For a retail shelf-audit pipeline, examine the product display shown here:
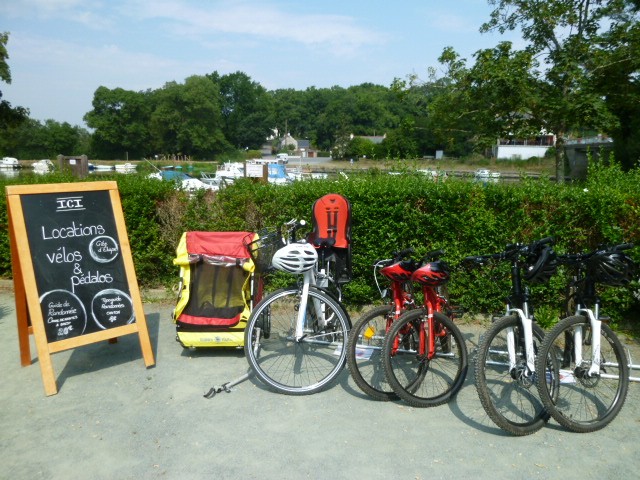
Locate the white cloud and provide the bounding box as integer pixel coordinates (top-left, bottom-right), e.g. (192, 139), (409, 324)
(4, 32), (204, 125)
(126, 0), (385, 56)
(1, 0), (114, 29)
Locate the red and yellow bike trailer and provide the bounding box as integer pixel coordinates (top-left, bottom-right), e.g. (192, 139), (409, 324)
(172, 231), (261, 348)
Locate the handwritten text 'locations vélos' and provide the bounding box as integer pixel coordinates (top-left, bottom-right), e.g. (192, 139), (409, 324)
(41, 221), (113, 293)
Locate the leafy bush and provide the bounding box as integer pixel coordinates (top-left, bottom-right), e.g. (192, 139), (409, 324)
(2, 163), (639, 326)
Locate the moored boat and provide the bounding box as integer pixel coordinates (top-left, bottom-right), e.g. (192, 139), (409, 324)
(474, 168), (500, 183)
(148, 170), (219, 192)
(115, 162), (137, 173)
(1, 157), (20, 169)
(32, 159), (54, 173)
(215, 162), (245, 181)
(92, 164), (114, 171)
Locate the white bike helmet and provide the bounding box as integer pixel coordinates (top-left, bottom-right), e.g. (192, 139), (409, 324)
(272, 242), (318, 273)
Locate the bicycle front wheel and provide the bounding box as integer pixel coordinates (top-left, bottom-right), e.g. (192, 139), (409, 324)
(536, 315), (629, 433)
(244, 286), (350, 395)
(474, 315), (551, 436)
(382, 309), (468, 407)
(346, 305), (399, 401)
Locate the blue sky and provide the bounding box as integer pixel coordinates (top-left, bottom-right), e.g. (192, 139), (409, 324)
(1, 0), (521, 128)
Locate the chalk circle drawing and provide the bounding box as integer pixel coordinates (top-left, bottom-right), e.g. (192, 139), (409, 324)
(39, 289), (87, 341)
(88, 235), (120, 263)
(91, 288), (135, 329)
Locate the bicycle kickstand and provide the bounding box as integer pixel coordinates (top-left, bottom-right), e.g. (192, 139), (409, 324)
(203, 370), (254, 399)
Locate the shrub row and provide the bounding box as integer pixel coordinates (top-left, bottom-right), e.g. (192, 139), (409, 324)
(1, 162), (639, 327)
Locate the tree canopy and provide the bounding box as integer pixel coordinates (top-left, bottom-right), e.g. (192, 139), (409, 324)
(2, 2), (639, 168)
(0, 32), (28, 133)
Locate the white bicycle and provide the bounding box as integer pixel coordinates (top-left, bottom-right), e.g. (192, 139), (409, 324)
(535, 243), (635, 433)
(243, 219), (351, 395)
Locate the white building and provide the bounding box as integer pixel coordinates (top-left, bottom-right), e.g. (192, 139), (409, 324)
(493, 134), (555, 160)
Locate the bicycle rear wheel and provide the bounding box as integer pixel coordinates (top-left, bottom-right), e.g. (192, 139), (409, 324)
(536, 315), (629, 433)
(474, 315), (552, 436)
(244, 286), (350, 395)
(382, 309), (468, 407)
(346, 305), (399, 401)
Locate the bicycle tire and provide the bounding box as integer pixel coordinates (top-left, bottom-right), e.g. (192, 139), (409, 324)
(382, 309), (468, 407)
(535, 315), (629, 433)
(474, 315), (552, 436)
(346, 305), (399, 401)
(244, 286), (350, 395)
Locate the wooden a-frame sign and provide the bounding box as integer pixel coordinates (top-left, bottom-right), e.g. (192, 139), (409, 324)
(6, 181), (155, 395)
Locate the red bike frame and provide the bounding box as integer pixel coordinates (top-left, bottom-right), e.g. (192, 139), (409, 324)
(391, 262), (451, 359)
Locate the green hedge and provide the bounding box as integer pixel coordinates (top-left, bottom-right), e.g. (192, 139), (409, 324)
(2, 163), (639, 326)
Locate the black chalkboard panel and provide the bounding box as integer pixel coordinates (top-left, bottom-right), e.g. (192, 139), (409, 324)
(20, 189), (135, 342)
(7, 181), (155, 395)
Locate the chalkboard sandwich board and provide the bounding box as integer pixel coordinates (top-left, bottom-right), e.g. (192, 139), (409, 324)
(6, 181), (155, 395)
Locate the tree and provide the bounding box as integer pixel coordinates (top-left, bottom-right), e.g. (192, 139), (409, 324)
(392, 49), (484, 157)
(1, 118), (91, 159)
(208, 71), (274, 149)
(344, 136), (376, 160)
(481, 0), (624, 181)
(379, 119), (419, 159)
(149, 76), (230, 158)
(589, 0), (640, 169)
(0, 32), (28, 139)
(84, 86), (153, 159)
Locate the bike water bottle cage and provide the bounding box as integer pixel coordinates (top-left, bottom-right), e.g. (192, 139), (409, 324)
(272, 242), (318, 273)
(412, 260), (450, 286)
(591, 251), (635, 286)
(380, 260), (417, 282)
(524, 245), (558, 284)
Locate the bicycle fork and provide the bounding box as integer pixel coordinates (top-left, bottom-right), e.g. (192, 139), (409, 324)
(506, 306), (536, 381)
(573, 305), (603, 378)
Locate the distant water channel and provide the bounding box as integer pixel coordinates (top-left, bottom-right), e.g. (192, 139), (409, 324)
(0, 163), (537, 184)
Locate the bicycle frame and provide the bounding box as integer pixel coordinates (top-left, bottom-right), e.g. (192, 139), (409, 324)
(473, 239), (554, 381)
(294, 266), (329, 342)
(280, 220), (346, 344)
(389, 269), (451, 360)
(369, 256), (417, 339)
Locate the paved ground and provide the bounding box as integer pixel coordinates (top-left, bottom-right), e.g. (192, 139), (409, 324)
(1, 283), (640, 480)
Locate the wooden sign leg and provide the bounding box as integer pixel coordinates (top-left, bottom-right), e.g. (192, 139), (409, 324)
(14, 280), (32, 366)
(31, 317), (58, 395)
(9, 205), (32, 366)
(133, 303), (155, 367)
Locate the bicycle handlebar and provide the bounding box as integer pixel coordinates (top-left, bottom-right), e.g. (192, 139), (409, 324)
(463, 237), (556, 267)
(374, 247), (446, 268)
(374, 248), (416, 267)
(558, 242), (635, 266)
(612, 242), (634, 252)
(422, 249), (445, 262)
(282, 218), (308, 242)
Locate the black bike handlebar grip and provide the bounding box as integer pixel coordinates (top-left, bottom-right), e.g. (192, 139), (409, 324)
(423, 249), (445, 261)
(393, 248), (415, 260)
(536, 236), (555, 246)
(462, 255), (486, 264)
